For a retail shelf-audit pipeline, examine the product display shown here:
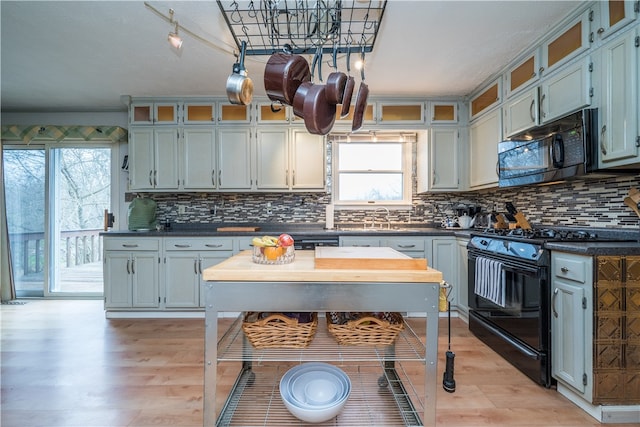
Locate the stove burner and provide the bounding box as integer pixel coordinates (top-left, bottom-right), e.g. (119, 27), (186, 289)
(477, 227), (599, 241)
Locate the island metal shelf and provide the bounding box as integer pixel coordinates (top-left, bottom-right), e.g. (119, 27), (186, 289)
(203, 250), (441, 427)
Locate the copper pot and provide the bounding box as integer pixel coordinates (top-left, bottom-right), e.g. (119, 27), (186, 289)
(264, 52), (311, 106)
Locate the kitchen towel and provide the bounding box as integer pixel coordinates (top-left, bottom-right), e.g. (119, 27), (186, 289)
(474, 256), (506, 307)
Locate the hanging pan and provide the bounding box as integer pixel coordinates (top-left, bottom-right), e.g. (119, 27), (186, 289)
(340, 48), (355, 118)
(352, 47), (369, 131)
(264, 45), (311, 106)
(226, 41), (254, 105)
(325, 44), (347, 105)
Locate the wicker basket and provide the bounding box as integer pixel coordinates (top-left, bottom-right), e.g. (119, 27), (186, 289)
(326, 312), (404, 346)
(242, 312), (318, 349)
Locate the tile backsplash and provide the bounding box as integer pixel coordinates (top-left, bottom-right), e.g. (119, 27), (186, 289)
(145, 174), (640, 229)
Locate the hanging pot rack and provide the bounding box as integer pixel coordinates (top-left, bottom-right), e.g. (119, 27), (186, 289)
(216, 1), (387, 56)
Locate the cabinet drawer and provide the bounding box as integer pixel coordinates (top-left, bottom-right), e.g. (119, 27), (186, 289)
(552, 253), (588, 283)
(165, 238), (234, 251)
(104, 237), (159, 251)
(383, 238), (426, 252)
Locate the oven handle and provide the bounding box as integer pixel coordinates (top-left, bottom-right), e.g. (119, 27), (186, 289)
(552, 288), (558, 318)
(474, 315), (539, 359)
(469, 253), (541, 275)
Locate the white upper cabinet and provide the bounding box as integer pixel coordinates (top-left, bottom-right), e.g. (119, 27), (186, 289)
(470, 79), (501, 121)
(540, 9), (592, 77)
(217, 128), (253, 190)
(469, 108), (501, 189)
(429, 102), (458, 124)
(183, 102), (216, 124)
(597, 29), (639, 167)
(505, 50), (541, 98)
(596, 0), (638, 40)
(429, 127), (460, 191)
(256, 102), (293, 124)
(217, 103), (252, 124)
(256, 129), (325, 191)
(182, 127), (217, 190)
(290, 130), (325, 190)
(130, 102), (180, 125)
(539, 56), (592, 124)
(129, 127), (180, 190)
(504, 87), (539, 138)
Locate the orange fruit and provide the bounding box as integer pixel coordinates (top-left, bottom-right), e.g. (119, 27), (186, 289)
(263, 246), (283, 260)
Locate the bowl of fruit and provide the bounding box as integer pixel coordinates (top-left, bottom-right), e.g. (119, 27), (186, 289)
(251, 234), (295, 264)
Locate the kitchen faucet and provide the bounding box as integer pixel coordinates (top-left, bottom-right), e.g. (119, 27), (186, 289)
(371, 207), (391, 229)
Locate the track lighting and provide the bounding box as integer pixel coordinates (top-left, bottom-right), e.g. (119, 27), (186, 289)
(167, 9), (183, 50)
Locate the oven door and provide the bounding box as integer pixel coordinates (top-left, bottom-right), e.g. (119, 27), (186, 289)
(468, 252), (548, 351)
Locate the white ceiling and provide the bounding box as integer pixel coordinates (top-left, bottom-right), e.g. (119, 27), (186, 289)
(0, 1), (582, 113)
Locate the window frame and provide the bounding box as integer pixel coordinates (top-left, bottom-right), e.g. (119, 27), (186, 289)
(332, 137), (413, 208)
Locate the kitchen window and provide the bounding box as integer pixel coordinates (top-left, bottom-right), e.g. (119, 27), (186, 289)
(333, 135), (412, 206)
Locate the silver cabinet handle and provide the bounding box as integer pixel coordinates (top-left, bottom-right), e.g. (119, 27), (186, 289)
(193, 259), (198, 275)
(211, 169), (216, 187)
(540, 93), (546, 118)
(122, 244), (139, 248)
(149, 170), (153, 186)
(154, 170), (158, 187)
(398, 244), (416, 248)
(561, 266), (569, 273)
(529, 99), (536, 122)
(131, 259), (136, 274)
(174, 244), (192, 248)
(126, 259), (131, 274)
(552, 288), (559, 318)
(600, 125), (607, 155)
(205, 244), (223, 248)
(218, 169), (222, 187)
(198, 258), (203, 274)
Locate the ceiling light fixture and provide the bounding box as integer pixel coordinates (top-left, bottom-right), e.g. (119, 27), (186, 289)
(145, 2), (235, 56)
(167, 22), (182, 50)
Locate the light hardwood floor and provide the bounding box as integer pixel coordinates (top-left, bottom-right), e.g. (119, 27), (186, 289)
(0, 300), (628, 427)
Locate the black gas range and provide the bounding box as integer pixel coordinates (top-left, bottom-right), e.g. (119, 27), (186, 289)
(467, 226), (636, 388)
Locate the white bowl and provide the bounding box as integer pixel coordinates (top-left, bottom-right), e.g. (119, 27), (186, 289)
(280, 363), (351, 423)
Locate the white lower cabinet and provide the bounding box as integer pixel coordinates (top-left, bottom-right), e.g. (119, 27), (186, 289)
(456, 237), (469, 315)
(339, 236), (381, 247)
(551, 251), (593, 401)
(104, 238), (160, 309)
(164, 238), (234, 308)
(431, 237), (458, 307)
(382, 237), (427, 259)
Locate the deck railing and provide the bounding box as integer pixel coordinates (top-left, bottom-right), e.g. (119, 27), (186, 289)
(9, 228), (102, 276)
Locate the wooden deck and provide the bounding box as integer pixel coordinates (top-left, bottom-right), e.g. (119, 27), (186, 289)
(16, 261), (103, 294)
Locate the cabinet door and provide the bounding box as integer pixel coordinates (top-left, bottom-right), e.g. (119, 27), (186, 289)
(506, 52), (540, 97)
(256, 129), (289, 189)
(456, 238), (469, 314)
(430, 127), (459, 190)
(599, 30), (639, 167)
(153, 128), (180, 189)
(540, 57), (592, 123)
(291, 130), (325, 189)
(597, 0), (637, 40)
(432, 238), (458, 306)
(131, 252), (159, 308)
(218, 128), (253, 190)
(183, 127), (216, 190)
(551, 279), (586, 393)
(104, 252), (132, 308)
(469, 109), (501, 189)
(542, 9), (591, 75)
(504, 88), (539, 137)
(164, 252), (200, 308)
(184, 102), (216, 124)
(378, 102), (425, 124)
(198, 253), (230, 307)
(128, 128), (155, 190)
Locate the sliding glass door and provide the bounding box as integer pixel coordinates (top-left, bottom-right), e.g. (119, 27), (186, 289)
(3, 147), (46, 297)
(3, 144), (111, 297)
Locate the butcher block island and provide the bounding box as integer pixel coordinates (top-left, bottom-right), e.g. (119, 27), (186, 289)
(202, 248), (442, 427)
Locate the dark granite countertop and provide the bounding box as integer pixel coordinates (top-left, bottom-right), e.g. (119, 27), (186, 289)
(100, 222), (470, 238)
(544, 241), (640, 256)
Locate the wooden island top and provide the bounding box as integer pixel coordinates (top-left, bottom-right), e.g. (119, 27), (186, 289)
(202, 248), (443, 283)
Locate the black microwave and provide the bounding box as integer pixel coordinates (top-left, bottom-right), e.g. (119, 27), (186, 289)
(497, 109), (635, 188)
